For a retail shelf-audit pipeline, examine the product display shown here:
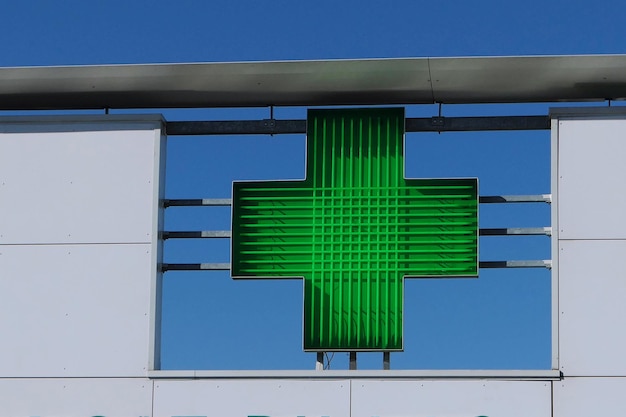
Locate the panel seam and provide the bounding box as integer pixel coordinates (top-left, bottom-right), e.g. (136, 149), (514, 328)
(426, 57), (435, 104)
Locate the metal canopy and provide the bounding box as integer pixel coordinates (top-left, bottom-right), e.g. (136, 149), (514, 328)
(1, 55), (626, 110)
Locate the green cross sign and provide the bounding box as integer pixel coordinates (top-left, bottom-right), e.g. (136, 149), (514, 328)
(232, 108), (478, 351)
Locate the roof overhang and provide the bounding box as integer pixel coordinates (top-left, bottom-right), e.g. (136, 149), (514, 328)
(1, 55), (626, 110)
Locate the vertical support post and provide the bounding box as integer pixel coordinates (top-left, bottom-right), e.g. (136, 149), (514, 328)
(316, 352), (324, 370)
(550, 116), (560, 371)
(383, 351), (390, 370)
(349, 352), (357, 370)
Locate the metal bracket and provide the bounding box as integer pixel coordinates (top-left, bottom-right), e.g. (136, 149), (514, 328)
(316, 352), (324, 371)
(431, 116), (445, 128)
(432, 102), (445, 133)
(262, 118), (276, 134)
(349, 352), (357, 370)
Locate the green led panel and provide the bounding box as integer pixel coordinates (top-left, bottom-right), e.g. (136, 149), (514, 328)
(232, 108), (478, 351)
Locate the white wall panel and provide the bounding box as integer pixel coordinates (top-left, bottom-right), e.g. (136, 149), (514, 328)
(557, 118), (626, 240)
(0, 122), (161, 244)
(554, 377), (626, 417)
(0, 378), (152, 417)
(153, 379), (350, 417)
(351, 380), (551, 417)
(558, 240), (626, 376)
(0, 244), (153, 377)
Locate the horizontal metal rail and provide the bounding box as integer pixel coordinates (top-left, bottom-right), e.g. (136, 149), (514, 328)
(166, 116), (550, 136)
(164, 198), (232, 207)
(480, 260), (552, 269)
(479, 194), (551, 204)
(163, 231), (232, 239)
(479, 227), (551, 236)
(163, 227), (551, 239)
(163, 263), (231, 271)
(164, 194), (551, 208)
(161, 260), (551, 272)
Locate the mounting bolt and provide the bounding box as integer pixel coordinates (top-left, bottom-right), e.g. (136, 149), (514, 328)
(431, 116), (445, 127)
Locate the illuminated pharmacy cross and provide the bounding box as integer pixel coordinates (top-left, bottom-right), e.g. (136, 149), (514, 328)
(232, 108), (478, 351)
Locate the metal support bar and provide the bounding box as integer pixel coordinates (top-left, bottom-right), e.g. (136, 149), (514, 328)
(479, 194), (551, 204)
(166, 116), (550, 136)
(383, 352), (390, 370)
(405, 116), (550, 132)
(349, 352), (357, 370)
(162, 261), (551, 272)
(164, 195), (549, 208)
(479, 260), (552, 269)
(162, 263), (230, 271)
(163, 227), (550, 239)
(316, 352), (324, 371)
(163, 231), (232, 239)
(479, 227), (551, 236)
(167, 119), (305, 136)
(163, 198), (232, 207)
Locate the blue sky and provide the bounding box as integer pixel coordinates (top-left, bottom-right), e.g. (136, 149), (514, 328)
(2, 0), (625, 370)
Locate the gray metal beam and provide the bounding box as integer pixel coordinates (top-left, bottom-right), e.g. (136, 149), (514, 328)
(166, 116), (549, 135)
(405, 116), (549, 132)
(479, 227), (551, 236)
(164, 195), (550, 208)
(161, 261), (552, 272)
(479, 260), (552, 269)
(162, 263), (231, 271)
(479, 194), (551, 204)
(163, 231), (232, 239)
(1, 55), (626, 110)
(163, 227), (550, 239)
(166, 119), (306, 135)
(163, 198), (232, 207)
